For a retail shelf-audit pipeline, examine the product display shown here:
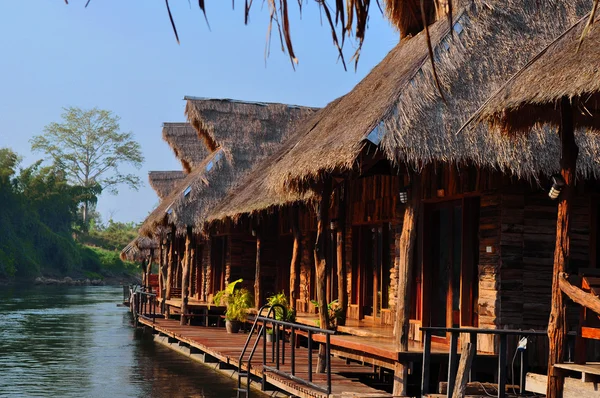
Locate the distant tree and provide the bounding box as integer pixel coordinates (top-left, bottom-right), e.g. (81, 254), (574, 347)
(0, 148), (20, 187)
(31, 107), (144, 228)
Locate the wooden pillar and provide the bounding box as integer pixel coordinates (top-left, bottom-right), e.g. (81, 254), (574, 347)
(190, 244), (196, 299)
(314, 178), (332, 373)
(146, 248), (154, 291)
(547, 98), (578, 398)
(254, 231), (262, 309)
(158, 240), (165, 299)
(181, 227), (192, 326)
(141, 259), (147, 287)
(166, 226), (176, 300)
(337, 181), (348, 326)
(290, 205), (301, 312)
(393, 172), (422, 397)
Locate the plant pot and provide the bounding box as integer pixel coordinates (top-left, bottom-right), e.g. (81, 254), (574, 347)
(266, 333), (274, 342)
(226, 320), (241, 334)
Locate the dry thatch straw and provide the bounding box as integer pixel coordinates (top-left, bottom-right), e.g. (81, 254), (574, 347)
(162, 122), (210, 174)
(262, 0), (597, 195)
(148, 170), (186, 201)
(469, 13), (600, 135)
(139, 98), (316, 237)
(120, 236), (158, 262)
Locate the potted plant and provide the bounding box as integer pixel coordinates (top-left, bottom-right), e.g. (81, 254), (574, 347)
(213, 279), (253, 334)
(266, 291), (296, 322)
(266, 328), (275, 342)
(310, 299), (343, 330)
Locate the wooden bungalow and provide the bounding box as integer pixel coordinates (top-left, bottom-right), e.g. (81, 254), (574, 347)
(122, 122), (205, 290)
(184, 0), (598, 394)
(468, 13), (600, 397)
(138, 98), (316, 323)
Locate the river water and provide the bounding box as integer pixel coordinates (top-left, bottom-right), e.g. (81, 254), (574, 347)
(0, 285), (255, 398)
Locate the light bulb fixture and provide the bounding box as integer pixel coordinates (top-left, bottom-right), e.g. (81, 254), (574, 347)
(549, 174), (566, 200)
(399, 188), (408, 204)
(329, 219), (338, 231)
(251, 229), (257, 237)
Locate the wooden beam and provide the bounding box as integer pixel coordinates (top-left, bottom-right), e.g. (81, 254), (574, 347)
(314, 178), (332, 373)
(559, 272), (600, 315)
(180, 228), (192, 325)
(393, 173), (421, 397)
(547, 97), (578, 398)
(254, 231), (262, 309)
(337, 181), (348, 326)
(452, 342), (475, 398)
(290, 205), (301, 312)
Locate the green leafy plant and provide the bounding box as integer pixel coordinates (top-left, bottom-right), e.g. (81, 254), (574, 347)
(310, 299), (343, 329)
(266, 291), (295, 322)
(213, 279), (253, 322)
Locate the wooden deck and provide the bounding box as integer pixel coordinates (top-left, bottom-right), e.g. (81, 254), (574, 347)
(138, 316), (393, 398)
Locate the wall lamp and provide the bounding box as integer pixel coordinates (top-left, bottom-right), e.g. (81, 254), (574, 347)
(549, 174), (566, 200)
(399, 188), (408, 204)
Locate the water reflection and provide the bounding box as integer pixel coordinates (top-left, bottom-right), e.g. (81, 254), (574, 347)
(0, 285), (261, 397)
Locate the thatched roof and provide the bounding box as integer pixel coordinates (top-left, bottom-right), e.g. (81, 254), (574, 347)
(139, 98), (317, 236)
(148, 170), (186, 200)
(472, 13), (600, 134)
(120, 236), (158, 262)
(162, 122), (210, 173)
(205, 111), (323, 223)
(262, 0), (595, 192)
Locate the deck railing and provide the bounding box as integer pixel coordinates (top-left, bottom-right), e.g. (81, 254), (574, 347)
(239, 305), (335, 397)
(420, 327), (548, 398)
(132, 290), (158, 325)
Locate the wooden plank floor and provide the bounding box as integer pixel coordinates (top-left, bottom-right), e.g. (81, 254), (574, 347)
(138, 316), (392, 398)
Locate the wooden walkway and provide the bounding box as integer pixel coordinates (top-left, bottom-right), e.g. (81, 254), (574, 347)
(138, 316), (393, 398)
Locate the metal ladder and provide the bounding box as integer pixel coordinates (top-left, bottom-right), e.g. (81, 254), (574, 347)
(236, 304), (287, 398)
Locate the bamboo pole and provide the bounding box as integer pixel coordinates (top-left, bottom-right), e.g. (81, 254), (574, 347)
(254, 230), (262, 309)
(547, 98), (577, 398)
(393, 173), (421, 397)
(314, 178), (332, 373)
(289, 205), (301, 312)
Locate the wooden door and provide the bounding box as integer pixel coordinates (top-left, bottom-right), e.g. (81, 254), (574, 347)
(425, 198), (479, 341)
(353, 224), (392, 322)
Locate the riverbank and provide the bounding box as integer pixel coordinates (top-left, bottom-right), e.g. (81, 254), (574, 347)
(0, 273), (141, 287)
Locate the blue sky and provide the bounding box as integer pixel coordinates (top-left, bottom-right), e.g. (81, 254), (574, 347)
(0, 1), (398, 224)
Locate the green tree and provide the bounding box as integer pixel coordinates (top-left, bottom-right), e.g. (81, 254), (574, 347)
(0, 148), (20, 187)
(30, 107), (144, 227)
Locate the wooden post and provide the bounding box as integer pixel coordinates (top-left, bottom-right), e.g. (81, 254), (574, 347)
(147, 248), (154, 291)
(393, 173), (422, 397)
(314, 178), (332, 373)
(255, 230), (262, 309)
(190, 245), (196, 299)
(289, 205), (301, 312)
(547, 97), (578, 398)
(181, 227), (192, 326)
(166, 226), (176, 300)
(141, 259), (147, 287)
(337, 181), (348, 326)
(158, 240), (165, 299)
(452, 342), (475, 398)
